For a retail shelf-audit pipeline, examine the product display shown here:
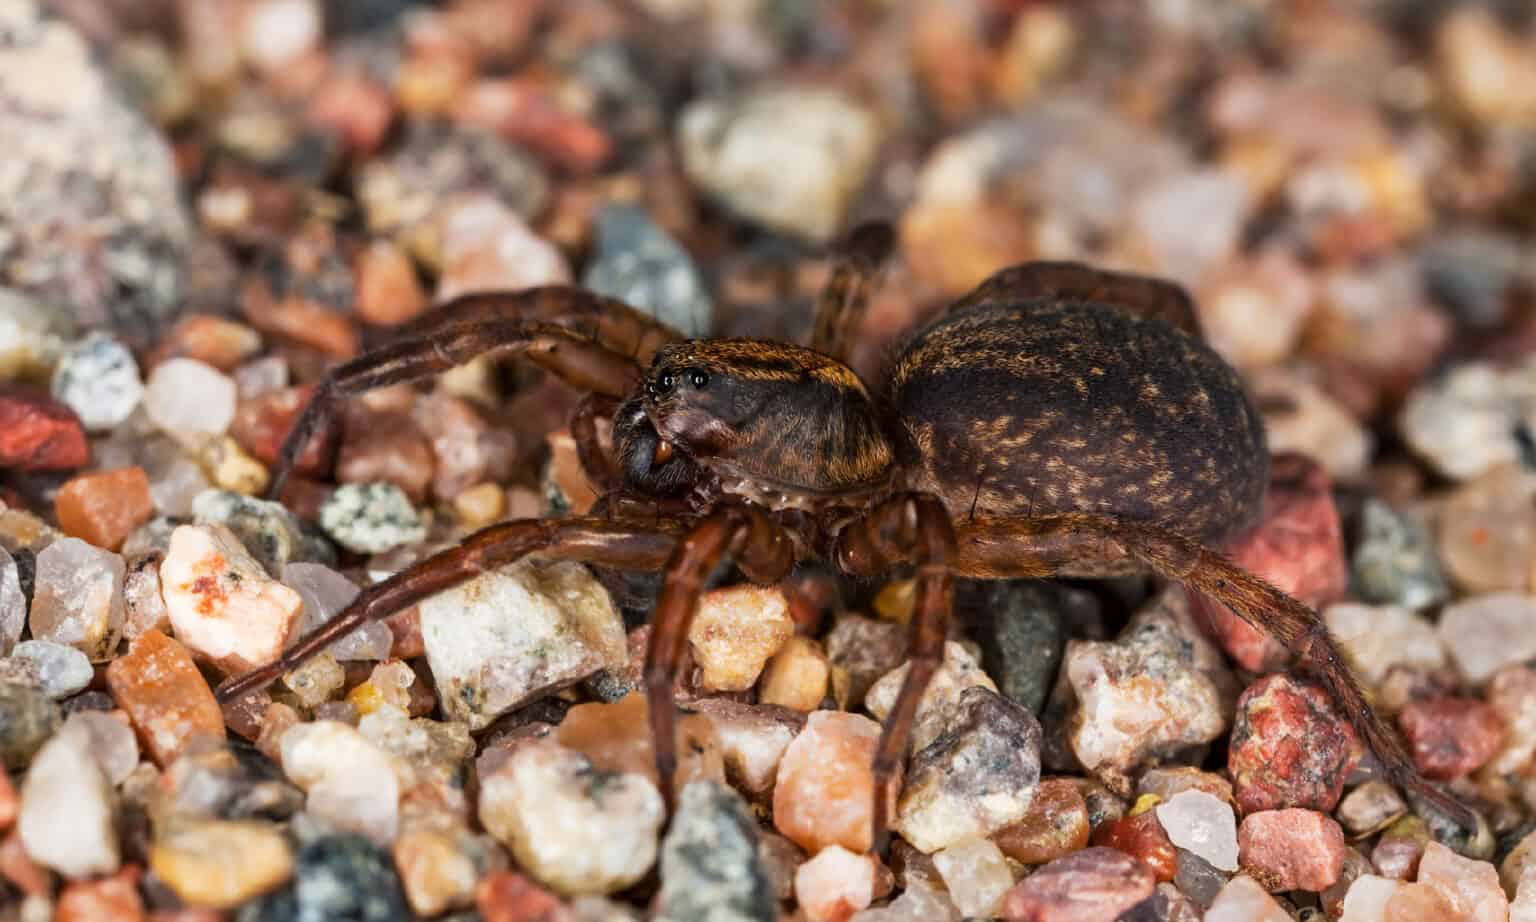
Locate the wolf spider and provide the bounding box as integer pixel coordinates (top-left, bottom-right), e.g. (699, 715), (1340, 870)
(218, 222), (1473, 849)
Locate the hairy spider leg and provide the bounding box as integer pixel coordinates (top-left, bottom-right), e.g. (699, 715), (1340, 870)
(809, 222), (898, 361)
(644, 505), (796, 811)
(215, 514), (684, 703)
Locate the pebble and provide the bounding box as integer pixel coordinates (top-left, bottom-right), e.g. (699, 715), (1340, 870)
(435, 195), (571, 301)
(156, 314), (263, 372)
(1437, 466), (1536, 594)
(1203, 875), (1289, 922)
(1250, 368), (1374, 483)
(0, 289), (71, 381)
(51, 333), (143, 431)
(478, 738), (663, 896)
(1065, 616), (1226, 788)
(656, 780), (776, 922)
(161, 523), (304, 674)
(412, 391), (515, 504)
(894, 686), (1042, 853)
(28, 536), (125, 661)
(1372, 817), (1429, 880)
(1486, 666), (1536, 775)
(689, 697), (804, 798)
(678, 87), (881, 242)
(105, 630), (226, 766)
(239, 834), (410, 922)
(17, 724), (118, 878)
(151, 818), (294, 909)
(1336, 780), (1406, 837)
(757, 635), (829, 711)
(0, 547), (21, 654)
(866, 641), (999, 754)
(956, 580), (1075, 716)
(1237, 808), (1346, 891)
(824, 615), (906, 710)
(281, 719), (405, 844)
(191, 489), (318, 576)
(1156, 790), (1238, 872)
(1197, 248), (1316, 370)
(1325, 602), (1446, 685)
(583, 203), (712, 337)
(850, 879), (959, 922)
(145, 358), (237, 438)
(122, 552), (170, 640)
(1399, 696), (1504, 779)
(54, 467), (155, 552)
(282, 653), (345, 709)
(421, 556), (626, 730)
(391, 825), (502, 918)
(60, 710), (138, 784)
(995, 778), (1091, 865)
(1398, 361), (1536, 481)
(1228, 674), (1357, 813)
(1439, 592), (1536, 685)
(0, 681), (59, 770)
(318, 482), (427, 555)
(1000, 847), (1155, 922)
(1340, 874), (1406, 921)
(932, 838), (1013, 918)
(773, 711), (886, 855)
(0, 389), (88, 473)
(689, 585), (794, 692)
(1131, 168), (1251, 284)
(554, 693), (724, 790)
(795, 845), (878, 922)
(10, 641), (91, 698)
(1349, 499), (1450, 610)
(284, 562), (391, 662)
(337, 411), (435, 506)
(474, 871), (570, 922)
(1092, 807), (1177, 882)
(1414, 841), (1507, 921)
(354, 240), (428, 327)
(54, 867), (144, 922)
(0, 1), (190, 338)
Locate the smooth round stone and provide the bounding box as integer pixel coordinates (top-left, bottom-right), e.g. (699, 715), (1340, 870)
(145, 357), (237, 437)
(10, 641), (92, 698)
(51, 332), (143, 431)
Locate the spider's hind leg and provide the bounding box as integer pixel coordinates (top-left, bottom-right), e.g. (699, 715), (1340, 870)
(952, 261), (1204, 338)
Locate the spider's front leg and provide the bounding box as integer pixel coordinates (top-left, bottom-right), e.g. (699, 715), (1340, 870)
(949, 512), (1480, 837)
(833, 492), (957, 854)
(215, 512), (685, 702)
(267, 286), (682, 499)
(644, 505), (795, 809)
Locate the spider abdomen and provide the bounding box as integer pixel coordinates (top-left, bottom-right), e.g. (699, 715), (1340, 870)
(889, 300), (1268, 548)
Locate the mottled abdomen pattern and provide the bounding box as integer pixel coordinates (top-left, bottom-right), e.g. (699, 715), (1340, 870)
(890, 300), (1268, 547)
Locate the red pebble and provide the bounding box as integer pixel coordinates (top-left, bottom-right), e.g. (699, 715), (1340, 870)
(56, 866), (145, 922)
(1197, 453), (1346, 671)
(452, 78), (612, 175)
(1398, 696), (1505, 781)
(1238, 808), (1346, 892)
(0, 388), (87, 471)
(1091, 810), (1176, 882)
(1002, 847), (1155, 922)
(475, 871), (573, 922)
(1228, 674), (1359, 814)
(229, 386), (330, 475)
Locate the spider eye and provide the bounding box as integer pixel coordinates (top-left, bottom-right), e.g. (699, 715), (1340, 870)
(688, 370), (709, 389)
(651, 373), (675, 397)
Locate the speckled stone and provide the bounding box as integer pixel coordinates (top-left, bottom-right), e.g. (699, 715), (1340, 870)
(0, 680), (59, 769)
(192, 489), (326, 575)
(957, 579), (1074, 716)
(318, 482), (426, 555)
(656, 781), (776, 922)
(50, 333), (143, 431)
(1349, 499), (1449, 610)
(894, 685), (1043, 853)
(583, 203), (712, 337)
(1228, 674), (1357, 814)
(236, 834), (409, 922)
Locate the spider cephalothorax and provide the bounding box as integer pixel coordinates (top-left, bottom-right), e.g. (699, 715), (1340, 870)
(220, 222), (1475, 852)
